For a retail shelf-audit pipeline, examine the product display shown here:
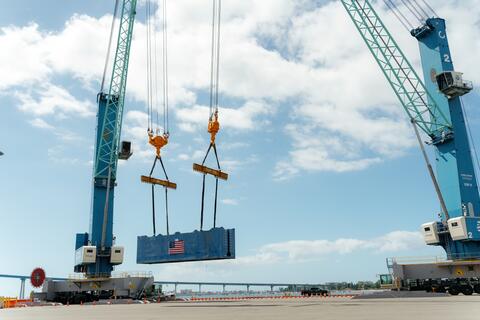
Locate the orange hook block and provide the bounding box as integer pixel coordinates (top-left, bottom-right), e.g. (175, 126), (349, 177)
(208, 111), (220, 144)
(148, 130), (169, 157)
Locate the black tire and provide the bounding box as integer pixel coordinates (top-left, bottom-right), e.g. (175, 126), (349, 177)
(461, 285), (474, 296)
(448, 286), (460, 296)
(473, 284), (480, 294)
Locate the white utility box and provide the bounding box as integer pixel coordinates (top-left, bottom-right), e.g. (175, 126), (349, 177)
(110, 246), (124, 264)
(448, 217), (468, 241)
(421, 222), (440, 245)
(75, 246), (97, 265)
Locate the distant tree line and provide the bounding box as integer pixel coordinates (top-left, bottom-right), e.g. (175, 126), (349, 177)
(282, 281), (381, 292)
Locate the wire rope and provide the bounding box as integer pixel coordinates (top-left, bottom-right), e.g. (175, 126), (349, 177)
(405, 0), (427, 21)
(383, 0), (412, 31)
(214, 0), (222, 112)
(420, 0), (438, 17)
(146, 1), (153, 131)
(410, 0), (430, 19)
(399, 0), (423, 24)
(162, 0), (169, 134)
(101, 0), (120, 93)
(209, 0), (217, 118)
(153, 0), (160, 133)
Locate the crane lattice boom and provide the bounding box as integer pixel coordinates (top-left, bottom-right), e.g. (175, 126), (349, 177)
(341, 0), (451, 141)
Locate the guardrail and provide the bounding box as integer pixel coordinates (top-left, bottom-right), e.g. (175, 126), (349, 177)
(0, 297), (32, 309)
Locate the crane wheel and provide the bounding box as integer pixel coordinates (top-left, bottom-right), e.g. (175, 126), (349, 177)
(460, 285), (474, 296)
(474, 284), (480, 294)
(448, 286), (460, 296)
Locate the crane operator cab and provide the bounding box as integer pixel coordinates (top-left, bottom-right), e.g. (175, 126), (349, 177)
(436, 71), (473, 99)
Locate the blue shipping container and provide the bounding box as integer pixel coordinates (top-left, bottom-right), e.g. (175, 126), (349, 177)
(137, 227), (235, 264)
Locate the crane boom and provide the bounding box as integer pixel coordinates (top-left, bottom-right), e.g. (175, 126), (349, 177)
(95, 0), (136, 180)
(341, 0), (451, 140)
(75, 0), (138, 278)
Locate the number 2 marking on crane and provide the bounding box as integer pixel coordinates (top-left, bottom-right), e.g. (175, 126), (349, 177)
(444, 54), (451, 63)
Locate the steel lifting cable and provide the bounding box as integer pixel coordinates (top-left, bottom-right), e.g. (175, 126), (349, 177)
(162, 0), (169, 134)
(144, 0), (173, 236)
(99, 0), (120, 249)
(101, 0), (120, 93)
(383, 0), (412, 32)
(153, 0), (160, 133)
(410, 0), (430, 20)
(419, 0), (438, 17)
(199, 0), (223, 231)
(146, 0), (153, 131)
(399, 0), (424, 24)
(404, 0), (427, 21)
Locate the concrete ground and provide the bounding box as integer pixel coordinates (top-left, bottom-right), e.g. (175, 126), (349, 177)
(2, 296), (480, 320)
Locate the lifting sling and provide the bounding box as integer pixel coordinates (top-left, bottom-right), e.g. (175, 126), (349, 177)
(137, 0), (235, 265)
(141, 0), (175, 237)
(193, 0), (227, 231)
(194, 111), (229, 231)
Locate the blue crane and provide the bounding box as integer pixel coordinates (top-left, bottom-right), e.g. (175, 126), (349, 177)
(74, 0), (138, 278)
(341, 0), (480, 261)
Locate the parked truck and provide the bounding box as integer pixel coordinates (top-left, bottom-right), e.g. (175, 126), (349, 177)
(300, 287), (329, 297)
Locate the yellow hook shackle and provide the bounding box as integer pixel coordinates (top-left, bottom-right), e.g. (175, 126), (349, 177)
(208, 111), (220, 144)
(148, 129), (169, 157)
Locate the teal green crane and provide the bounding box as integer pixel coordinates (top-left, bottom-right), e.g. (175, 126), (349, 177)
(341, 0), (451, 140)
(75, 0), (138, 277)
(341, 0), (480, 260)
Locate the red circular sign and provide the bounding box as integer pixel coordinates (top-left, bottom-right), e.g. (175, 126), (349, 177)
(30, 268), (46, 288)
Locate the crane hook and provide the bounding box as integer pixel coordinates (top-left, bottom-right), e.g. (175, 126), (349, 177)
(208, 111), (220, 144)
(148, 129), (169, 157)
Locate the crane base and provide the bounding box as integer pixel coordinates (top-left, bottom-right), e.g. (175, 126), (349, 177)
(35, 275), (154, 303)
(392, 258), (480, 280)
(387, 257), (480, 294)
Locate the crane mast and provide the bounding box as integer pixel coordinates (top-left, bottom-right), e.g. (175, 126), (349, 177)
(75, 0), (138, 278)
(341, 0), (480, 261)
(412, 18), (480, 259)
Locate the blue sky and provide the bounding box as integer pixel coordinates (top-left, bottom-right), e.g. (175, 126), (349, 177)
(1, 0), (480, 296)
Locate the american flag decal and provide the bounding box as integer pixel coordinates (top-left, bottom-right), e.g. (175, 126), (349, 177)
(168, 239), (185, 255)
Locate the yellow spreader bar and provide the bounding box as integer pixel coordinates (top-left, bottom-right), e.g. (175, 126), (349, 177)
(141, 175), (177, 189)
(193, 163), (228, 180)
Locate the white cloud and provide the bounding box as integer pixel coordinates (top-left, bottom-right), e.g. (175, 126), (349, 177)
(123, 110), (154, 161)
(0, 24), (50, 90)
(221, 198), (239, 206)
(1, 0), (479, 175)
(28, 117), (85, 144)
(29, 118), (54, 130)
(176, 101), (273, 132)
(15, 83), (95, 118)
(256, 231), (424, 262)
(47, 145), (88, 165)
